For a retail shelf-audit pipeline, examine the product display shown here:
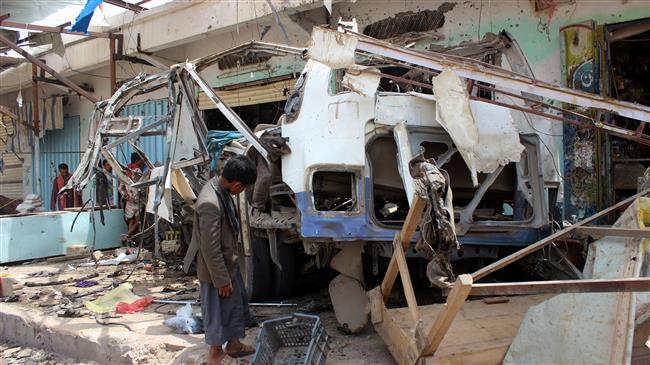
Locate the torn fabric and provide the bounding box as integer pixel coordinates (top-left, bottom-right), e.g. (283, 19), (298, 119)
(308, 26), (357, 69)
(342, 66), (381, 96)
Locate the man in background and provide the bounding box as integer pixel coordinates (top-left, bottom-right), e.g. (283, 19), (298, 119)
(96, 159), (114, 207)
(50, 163), (82, 211)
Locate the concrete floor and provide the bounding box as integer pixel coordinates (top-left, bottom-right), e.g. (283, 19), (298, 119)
(0, 252), (394, 365)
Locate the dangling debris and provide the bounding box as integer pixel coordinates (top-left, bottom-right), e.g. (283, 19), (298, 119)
(408, 151), (457, 288)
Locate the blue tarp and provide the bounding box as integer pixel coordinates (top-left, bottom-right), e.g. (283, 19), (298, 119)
(70, 0), (103, 33)
(206, 131), (243, 171)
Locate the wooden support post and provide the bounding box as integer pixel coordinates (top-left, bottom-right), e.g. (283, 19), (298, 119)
(31, 63), (40, 137)
(109, 37), (117, 95)
(471, 188), (650, 281)
(463, 277), (650, 296)
(368, 287), (422, 365)
(381, 195), (426, 301)
(421, 274), (473, 356)
(0, 32), (99, 104)
(573, 226), (650, 239)
(392, 234), (419, 325)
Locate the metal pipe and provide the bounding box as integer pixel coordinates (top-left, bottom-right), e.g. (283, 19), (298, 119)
(0, 32), (99, 104)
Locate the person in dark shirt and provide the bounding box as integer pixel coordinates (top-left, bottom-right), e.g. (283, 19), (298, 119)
(96, 160), (113, 207)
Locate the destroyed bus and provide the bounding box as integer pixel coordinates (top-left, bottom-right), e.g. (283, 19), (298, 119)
(66, 26), (650, 321)
(238, 31), (557, 301)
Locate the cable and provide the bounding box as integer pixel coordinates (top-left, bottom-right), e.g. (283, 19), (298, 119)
(499, 94), (564, 179)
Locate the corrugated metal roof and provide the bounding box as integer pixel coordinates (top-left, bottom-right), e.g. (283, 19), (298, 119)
(198, 79), (295, 110)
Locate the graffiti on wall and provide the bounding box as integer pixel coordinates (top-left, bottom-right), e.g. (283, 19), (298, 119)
(560, 20), (599, 220)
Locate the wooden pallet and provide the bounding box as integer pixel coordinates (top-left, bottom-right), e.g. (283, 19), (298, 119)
(370, 189), (650, 365)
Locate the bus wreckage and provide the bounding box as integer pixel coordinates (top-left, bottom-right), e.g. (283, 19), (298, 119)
(62, 24), (650, 338)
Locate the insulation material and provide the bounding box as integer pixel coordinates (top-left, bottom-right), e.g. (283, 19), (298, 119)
(342, 66), (381, 97)
(145, 166), (173, 223)
(431, 69), (480, 185)
(505, 197), (650, 365)
(308, 27), (357, 69)
(429, 70), (524, 186)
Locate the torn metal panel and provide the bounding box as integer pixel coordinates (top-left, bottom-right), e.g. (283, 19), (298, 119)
(431, 69), (480, 186)
(310, 27), (650, 123)
(505, 197), (650, 364)
(308, 26), (358, 69)
(145, 165), (173, 223)
(342, 66), (381, 97)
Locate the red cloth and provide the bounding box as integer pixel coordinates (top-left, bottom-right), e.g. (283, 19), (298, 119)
(115, 296), (153, 314)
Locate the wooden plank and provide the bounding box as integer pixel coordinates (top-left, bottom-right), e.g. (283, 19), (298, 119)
(471, 188), (650, 281)
(421, 274), (473, 356)
(368, 287), (420, 365)
(393, 233), (419, 325)
(0, 32), (99, 103)
(465, 277), (650, 296)
(574, 226), (650, 238)
(381, 195), (426, 301)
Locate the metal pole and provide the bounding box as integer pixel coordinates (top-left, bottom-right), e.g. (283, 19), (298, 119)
(32, 64), (41, 198)
(109, 37), (117, 95)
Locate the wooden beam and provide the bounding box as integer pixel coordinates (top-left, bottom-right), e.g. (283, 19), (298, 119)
(421, 274), (473, 356)
(0, 19), (114, 39)
(381, 195), (426, 301)
(0, 32), (99, 104)
(573, 226), (650, 239)
(464, 277), (650, 296)
(0, 104), (18, 120)
(109, 37), (117, 95)
(104, 0), (147, 12)
(0, 14), (10, 22)
(368, 287), (422, 365)
(31, 64), (40, 136)
(393, 234), (420, 325)
(0, 104), (36, 132)
(32, 76), (94, 92)
(471, 188), (650, 281)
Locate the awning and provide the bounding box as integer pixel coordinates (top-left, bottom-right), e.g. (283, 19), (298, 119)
(198, 78), (295, 110)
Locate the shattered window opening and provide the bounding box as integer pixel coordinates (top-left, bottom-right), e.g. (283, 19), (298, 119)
(312, 171), (356, 212)
(328, 69), (351, 95)
(417, 139), (534, 224)
(368, 137), (410, 226)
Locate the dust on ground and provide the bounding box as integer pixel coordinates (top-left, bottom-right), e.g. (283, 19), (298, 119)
(1, 249), (395, 364)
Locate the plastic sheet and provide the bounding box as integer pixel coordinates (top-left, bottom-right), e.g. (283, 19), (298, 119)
(84, 283), (140, 314)
(116, 296), (153, 314)
(163, 303), (203, 334)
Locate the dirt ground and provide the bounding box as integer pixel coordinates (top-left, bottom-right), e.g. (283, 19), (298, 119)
(0, 249), (395, 365)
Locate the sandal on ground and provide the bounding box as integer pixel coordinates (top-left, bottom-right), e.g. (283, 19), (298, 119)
(225, 342), (255, 358)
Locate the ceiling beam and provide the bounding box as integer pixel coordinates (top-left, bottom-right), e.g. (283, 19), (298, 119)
(103, 0), (147, 13)
(136, 0), (153, 5)
(0, 16), (115, 39)
(32, 76), (95, 93)
(0, 32), (99, 103)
